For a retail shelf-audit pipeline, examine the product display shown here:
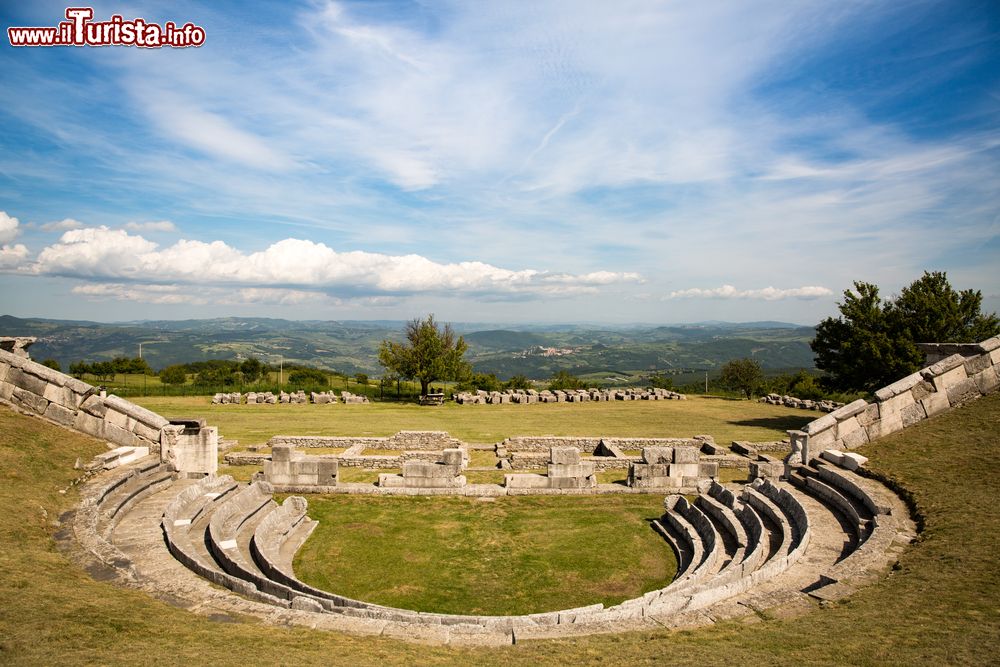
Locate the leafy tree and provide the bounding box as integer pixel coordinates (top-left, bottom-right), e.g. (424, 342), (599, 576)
(354, 373), (369, 385)
(648, 373), (674, 390)
(91, 361), (115, 381)
(812, 272), (999, 393)
(458, 372), (502, 392)
(69, 361), (90, 377)
(378, 315), (471, 397)
(504, 374), (532, 391)
(159, 365), (188, 385)
(239, 357), (265, 383)
(719, 358), (764, 399)
(194, 366), (238, 386)
(40, 358), (61, 372)
(288, 368), (328, 387)
(548, 370), (586, 391)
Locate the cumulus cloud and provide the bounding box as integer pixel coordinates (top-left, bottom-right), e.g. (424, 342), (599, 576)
(666, 285), (833, 300)
(0, 211), (20, 244)
(0, 243), (30, 270)
(124, 221), (178, 233)
(41, 218), (85, 232)
(34, 226), (641, 298)
(72, 283), (194, 304)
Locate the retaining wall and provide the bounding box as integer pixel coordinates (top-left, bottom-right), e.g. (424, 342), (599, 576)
(789, 335), (1000, 463)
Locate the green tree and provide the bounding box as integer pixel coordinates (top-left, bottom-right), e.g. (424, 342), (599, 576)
(288, 368), (328, 387)
(40, 358), (61, 372)
(378, 315), (470, 397)
(548, 370), (585, 391)
(458, 372), (502, 392)
(812, 272), (999, 393)
(648, 373), (674, 390)
(69, 361), (90, 377)
(504, 374), (532, 391)
(353, 373), (369, 385)
(159, 365), (188, 385)
(239, 357), (265, 383)
(719, 358), (764, 399)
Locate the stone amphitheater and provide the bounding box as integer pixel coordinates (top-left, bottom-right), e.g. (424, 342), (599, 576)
(1, 333), (998, 646)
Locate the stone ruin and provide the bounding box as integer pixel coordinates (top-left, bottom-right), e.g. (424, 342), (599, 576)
(212, 390), (369, 405)
(263, 444), (339, 492)
(759, 393), (844, 412)
(628, 446), (718, 492)
(378, 448), (466, 489)
(161, 418), (219, 477)
(505, 447), (597, 489)
(454, 386), (685, 405)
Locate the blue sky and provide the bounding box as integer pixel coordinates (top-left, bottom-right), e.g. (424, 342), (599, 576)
(1, 0), (997, 325)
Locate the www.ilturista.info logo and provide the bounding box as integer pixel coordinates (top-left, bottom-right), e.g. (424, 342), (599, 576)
(7, 7), (206, 48)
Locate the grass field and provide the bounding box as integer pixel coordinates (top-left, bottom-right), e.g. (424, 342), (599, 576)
(294, 495), (676, 616)
(1, 393), (998, 665)
(132, 395), (813, 446)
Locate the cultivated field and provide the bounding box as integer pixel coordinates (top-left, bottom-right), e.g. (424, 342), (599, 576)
(132, 394), (813, 445)
(1, 394), (998, 664)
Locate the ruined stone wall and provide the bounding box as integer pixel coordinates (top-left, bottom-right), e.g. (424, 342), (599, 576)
(0, 343), (166, 453)
(790, 335), (1000, 461)
(266, 431), (463, 451)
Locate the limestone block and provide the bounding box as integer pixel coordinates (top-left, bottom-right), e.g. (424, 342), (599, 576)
(74, 411), (104, 438)
(550, 447), (580, 465)
(132, 421), (161, 442)
(867, 413), (902, 440)
(642, 447), (672, 464)
(963, 353), (992, 376)
(920, 391), (950, 418)
(910, 380), (935, 402)
(548, 462), (596, 478)
(80, 394), (108, 418)
(803, 413), (836, 435)
(104, 422), (136, 448)
(12, 387), (48, 414)
(829, 399), (868, 420)
(821, 449), (845, 465)
(901, 402), (927, 428)
(835, 415), (863, 440)
(925, 363), (968, 394)
(946, 377), (981, 406)
(840, 426), (870, 450)
(808, 428), (837, 449)
(41, 383), (74, 408)
(378, 474), (405, 488)
(673, 447), (699, 464)
(104, 408), (130, 430)
(549, 475), (595, 489)
(65, 377), (92, 396)
(840, 452), (868, 471)
(922, 353), (966, 376)
(504, 473), (549, 488)
(874, 372), (923, 402)
(8, 367), (48, 396)
(973, 366), (1000, 395)
(698, 462), (719, 477)
(669, 462), (700, 478)
(980, 335), (1000, 352)
(992, 347), (1000, 365)
(1, 376), (16, 401)
(441, 448), (464, 467)
(879, 390), (916, 420)
(857, 403), (880, 427)
(43, 402), (76, 427)
(0, 359), (9, 384)
(271, 445), (297, 462)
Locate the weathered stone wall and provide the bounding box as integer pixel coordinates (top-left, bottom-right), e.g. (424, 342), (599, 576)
(789, 335), (1000, 462)
(0, 343), (166, 453)
(266, 431), (462, 451)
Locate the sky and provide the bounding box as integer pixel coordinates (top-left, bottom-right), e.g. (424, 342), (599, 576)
(0, 0), (998, 326)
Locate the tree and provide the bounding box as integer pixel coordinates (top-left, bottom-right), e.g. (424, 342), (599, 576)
(648, 373), (674, 390)
(288, 368), (328, 387)
(69, 361), (90, 377)
(719, 358), (764, 399)
(458, 372), (502, 392)
(504, 374), (532, 391)
(353, 373), (369, 385)
(548, 370), (586, 391)
(40, 358), (61, 372)
(159, 365), (188, 385)
(812, 272), (999, 393)
(240, 357), (265, 383)
(378, 315), (470, 397)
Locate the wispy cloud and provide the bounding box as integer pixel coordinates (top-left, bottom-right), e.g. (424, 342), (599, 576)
(123, 220), (178, 233)
(667, 285), (833, 301)
(40, 218), (85, 232)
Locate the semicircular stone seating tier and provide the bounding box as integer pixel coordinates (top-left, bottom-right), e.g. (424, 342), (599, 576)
(79, 459), (914, 645)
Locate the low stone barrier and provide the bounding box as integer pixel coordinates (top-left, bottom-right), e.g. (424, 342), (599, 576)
(788, 335), (1000, 464)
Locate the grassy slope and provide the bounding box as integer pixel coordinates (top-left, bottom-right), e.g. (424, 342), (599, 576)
(0, 393), (997, 665)
(293, 495), (676, 616)
(133, 395), (813, 445)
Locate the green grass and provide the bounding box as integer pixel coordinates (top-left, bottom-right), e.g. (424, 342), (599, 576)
(1, 393), (999, 665)
(293, 495), (675, 616)
(132, 395), (812, 446)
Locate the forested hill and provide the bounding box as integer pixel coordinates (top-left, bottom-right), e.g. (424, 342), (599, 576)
(0, 315), (816, 379)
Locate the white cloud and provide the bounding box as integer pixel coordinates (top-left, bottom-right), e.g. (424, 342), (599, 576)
(0, 243), (29, 270)
(33, 226), (641, 298)
(124, 221), (178, 233)
(41, 218), (85, 232)
(0, 211), (20, 244)
(667, 285), (833, 301)
(72, 283), (194, 305)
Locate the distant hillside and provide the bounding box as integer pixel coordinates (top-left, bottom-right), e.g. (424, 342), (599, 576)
(0, 315), (817, 379)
